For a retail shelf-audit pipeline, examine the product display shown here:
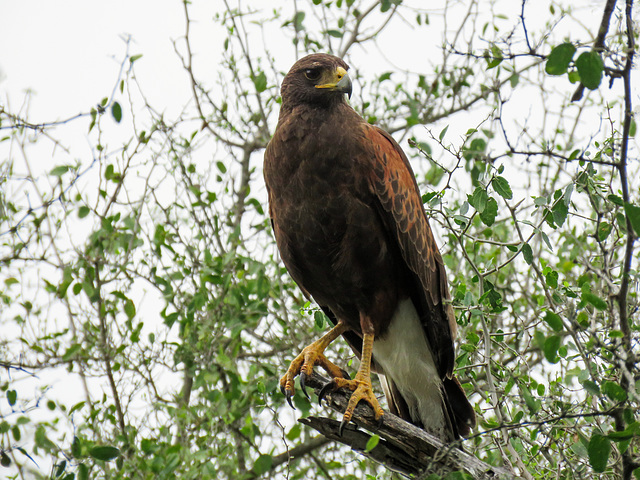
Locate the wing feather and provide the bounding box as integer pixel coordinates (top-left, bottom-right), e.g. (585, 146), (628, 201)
(363, 124), (457, 379)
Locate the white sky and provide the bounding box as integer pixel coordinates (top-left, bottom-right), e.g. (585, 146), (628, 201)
(0, 0), (187, 118)
(1, 0), (637, 476)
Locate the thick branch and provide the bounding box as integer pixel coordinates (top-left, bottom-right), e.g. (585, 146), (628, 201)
(300, 373), (514, 479)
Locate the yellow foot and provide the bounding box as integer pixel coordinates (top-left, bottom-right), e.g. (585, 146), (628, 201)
(279, 344), (348, 408)
(319, 374), (385, 434)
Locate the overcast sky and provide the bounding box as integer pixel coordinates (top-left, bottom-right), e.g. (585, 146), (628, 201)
(1, 1), (637, 475)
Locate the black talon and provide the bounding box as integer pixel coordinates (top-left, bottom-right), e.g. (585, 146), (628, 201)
(299, 372), (311, 400)
(339, 418), (349, 437)
(318, 380), (336, 405)
(285, 394), (296, 410)
(339, 368), (350, 379)
(281, 385), (296, 409)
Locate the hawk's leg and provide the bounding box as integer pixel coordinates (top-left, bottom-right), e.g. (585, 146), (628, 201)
(319, 314), (384, 433)
(280, 321), (349, 407)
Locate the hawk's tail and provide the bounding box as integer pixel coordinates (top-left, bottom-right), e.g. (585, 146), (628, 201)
(380, 374), (475, 440)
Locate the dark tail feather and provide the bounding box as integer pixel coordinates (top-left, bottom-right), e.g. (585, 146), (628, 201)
(379, 375), (412, 421)
(442, 376), (476, 438)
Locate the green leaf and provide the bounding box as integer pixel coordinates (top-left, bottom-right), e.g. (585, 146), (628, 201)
(62, 343), (82, 361)
(252, 454), (272, 475)
(140, 439), (158, 454)
(468, 187), (489, 213)
(292, 11), (305, 32)
(105, 164), (115, 181)
(582, 291), (608, 310)
(78, 206), (90, 219)
(552, 200), (568, 227)
(544, 311), (563, 332)
(607, 422), (640, 441)
(55, 461), (67, 477)
(588, 433), (611, 473)
(545, 43), (576, 75)
(378, 72), (393, 82)
(486, 44), (503, 69)
(597, 222), (613, 241)
(576, 51), (604, 90)
(325, 29), (343, 38)
(520, 385), (540, 413)
(492, 176), (513, 199)
(608, 194), (624, 206)
(252, 71), (267, 93)
(0, 451), (10, 467)
(111, 102), (122, 123)
(130, 54), (143, 63)
(365, 434), (380, 452)
(602, 381), (627, 402)
(285, 424), (301, 441)
(623, 203), (640, 236)
(50, 165), (70, 177)
(543, 335), (561, 363)
(7, 390), (17, 406)
(314, 310), (325, 329)
(521, 243), (533, 265)
(582, 380), (600, 395)
(540, 231), (553, 251)
(439, 125), (449, 141)
(544, 268), (559, 288)
(479, 196), (498, 226)
(35, 425), (56, 450)
(77, 463), (89, 480)
(124, 299), (136, 319)
(72, 436), (82, 458)
(89, 446), (120, 461)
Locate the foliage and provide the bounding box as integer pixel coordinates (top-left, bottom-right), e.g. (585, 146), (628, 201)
(0, 1), (638, 479)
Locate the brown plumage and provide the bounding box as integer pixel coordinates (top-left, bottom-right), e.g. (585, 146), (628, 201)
(264, 53), (475, 441)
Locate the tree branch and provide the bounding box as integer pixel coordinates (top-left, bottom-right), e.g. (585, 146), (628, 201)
(299, 373), (514, 479)
(247, 436), (331, 479)
(571, 0), (618, 102)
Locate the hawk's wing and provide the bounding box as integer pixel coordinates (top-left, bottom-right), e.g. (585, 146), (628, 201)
(363, 124), (457, 380)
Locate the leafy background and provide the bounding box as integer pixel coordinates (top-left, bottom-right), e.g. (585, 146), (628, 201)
(1, 0), (638, 479)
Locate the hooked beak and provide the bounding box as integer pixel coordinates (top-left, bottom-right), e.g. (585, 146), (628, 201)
(315, 66), (352, 99)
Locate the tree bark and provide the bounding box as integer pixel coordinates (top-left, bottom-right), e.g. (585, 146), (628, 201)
(300, 373), (516, 479)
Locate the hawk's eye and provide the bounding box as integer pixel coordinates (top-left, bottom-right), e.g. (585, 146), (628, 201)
(304, 69), (321, 81)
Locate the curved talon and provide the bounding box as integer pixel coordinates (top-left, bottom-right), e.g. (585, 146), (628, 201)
(299, 372), (311, 400)
(340, 368), (350, 379)
(318, 380), (337, 405)
(286, 394), (295, 409)
(339, 418), (349, 437)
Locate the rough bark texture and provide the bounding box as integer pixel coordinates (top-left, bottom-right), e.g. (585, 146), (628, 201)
(300, 373), (516, 479)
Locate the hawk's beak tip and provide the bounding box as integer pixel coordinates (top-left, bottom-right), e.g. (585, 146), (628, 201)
(337, 74), (352, 99)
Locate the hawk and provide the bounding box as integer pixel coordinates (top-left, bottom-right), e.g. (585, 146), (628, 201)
(264, 53), (475, 441)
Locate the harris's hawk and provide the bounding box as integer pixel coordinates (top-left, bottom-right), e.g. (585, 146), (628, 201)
(264, 53), (475, 441)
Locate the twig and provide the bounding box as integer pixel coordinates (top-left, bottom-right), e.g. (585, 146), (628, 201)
(571, 0), (618, 102)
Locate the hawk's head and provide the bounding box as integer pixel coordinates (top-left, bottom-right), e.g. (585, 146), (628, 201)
(280, 53), (352, 109)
